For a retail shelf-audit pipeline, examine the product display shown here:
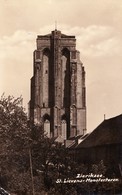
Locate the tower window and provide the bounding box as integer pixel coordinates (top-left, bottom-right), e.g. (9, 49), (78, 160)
(45, 70), (48, 74)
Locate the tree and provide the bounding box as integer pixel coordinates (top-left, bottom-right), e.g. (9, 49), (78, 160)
(30, 127), (80, 194)
(0, 94), (78, 194)
(0, 94), (30, 147)
(1, 94), (121, 194)
(0, 94), (31, 194)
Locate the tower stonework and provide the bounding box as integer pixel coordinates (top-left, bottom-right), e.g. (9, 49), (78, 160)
(29, 30), (86, 139)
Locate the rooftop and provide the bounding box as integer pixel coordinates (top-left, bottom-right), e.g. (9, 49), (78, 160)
(76, 114), (122, 148)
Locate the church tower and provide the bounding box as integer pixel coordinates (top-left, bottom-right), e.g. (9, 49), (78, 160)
(29, 29), (86, 139)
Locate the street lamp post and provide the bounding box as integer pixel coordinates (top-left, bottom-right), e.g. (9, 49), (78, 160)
(29, 148), (35, 195)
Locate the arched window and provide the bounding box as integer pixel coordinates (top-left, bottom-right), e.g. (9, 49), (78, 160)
(61, 115), (67, 139)
(61, 48), (70, 107)
(43, 114), (50, 138)
(42, 48), (50, 107)
(72, 105), (77, 125)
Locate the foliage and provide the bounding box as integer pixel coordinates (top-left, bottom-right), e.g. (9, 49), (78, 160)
(91, 160), (106, 175)
(0, 94), (31, 194)
(0, 94), (31, 152)
(28, 125), (81, 194)
(0, 94), (122, 194)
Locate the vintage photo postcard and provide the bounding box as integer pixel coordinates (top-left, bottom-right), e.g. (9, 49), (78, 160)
(0, 0), (122, 194)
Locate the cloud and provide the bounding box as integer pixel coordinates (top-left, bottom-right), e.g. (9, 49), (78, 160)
(42, 24), (122, 58)
(1, 25), (121, 67)
(0, 24), (122, 130)
(0, 30), (37, 107)
(0, 30), (36, 66)
(1, 0), (122, 37)
(0, 24), (121, 93)
(76, 25), (122, 58)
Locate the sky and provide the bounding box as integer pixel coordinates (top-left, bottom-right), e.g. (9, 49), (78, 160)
(0, 0), (122, 132)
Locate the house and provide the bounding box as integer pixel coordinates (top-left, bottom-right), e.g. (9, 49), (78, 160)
(72, 114), (122, 170)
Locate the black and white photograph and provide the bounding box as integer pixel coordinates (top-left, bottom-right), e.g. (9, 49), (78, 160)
(0, 0), (122, 194)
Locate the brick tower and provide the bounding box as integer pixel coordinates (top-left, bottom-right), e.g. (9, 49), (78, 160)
(29, 29), (86, 139)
